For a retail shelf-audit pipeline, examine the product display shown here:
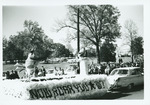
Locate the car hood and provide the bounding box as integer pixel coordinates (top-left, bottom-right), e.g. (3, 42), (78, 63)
(107, 75), (126, 85)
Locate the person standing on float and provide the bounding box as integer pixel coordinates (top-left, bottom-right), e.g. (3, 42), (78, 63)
(25, 49), (39, 78)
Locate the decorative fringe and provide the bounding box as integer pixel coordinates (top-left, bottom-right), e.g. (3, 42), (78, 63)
(2, 75), (110, 100)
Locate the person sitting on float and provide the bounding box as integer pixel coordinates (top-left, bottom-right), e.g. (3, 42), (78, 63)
(6, 71), (10, 79)
(42, 66), (46, 76)
(10, 70), (15, 79)
(14, 71), (20, 79)
(38, 69), (44, 77)
(34, 67), (39, 77)
(54, 67), (58, 76)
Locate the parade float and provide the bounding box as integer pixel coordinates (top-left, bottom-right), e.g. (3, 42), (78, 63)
(2, 9), (110, 99)
(2, 57), (110, 100)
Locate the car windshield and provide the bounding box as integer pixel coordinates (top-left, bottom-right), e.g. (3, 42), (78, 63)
(110, 70), (118, 75)
(110, 69), (128, 76)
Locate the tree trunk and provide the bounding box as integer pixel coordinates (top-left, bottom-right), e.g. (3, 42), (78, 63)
(131, 41), (134, 63)
(131, 47), (134, 63)
(96, 44), (100, 64)
(131, 54), (134, 63)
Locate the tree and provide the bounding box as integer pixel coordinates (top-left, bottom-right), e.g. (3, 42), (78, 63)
(86, 48), (97, 57)
(3, 20), (53, 62)
(3, 37), (8, 62)
(100, 40), (116, 62)
(63, 33), (75, 53)
(132, 36), (143, 55)
(3, 37), (24, 63)
(16, 20), (53, 59)
(56, 5), (121, 64)
(51, 43), (73, 57)
(80, 38), (93, 49)
(124, 19), (138, 62)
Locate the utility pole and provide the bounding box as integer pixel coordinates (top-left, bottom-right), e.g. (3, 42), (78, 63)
(77, 8), (80, 74)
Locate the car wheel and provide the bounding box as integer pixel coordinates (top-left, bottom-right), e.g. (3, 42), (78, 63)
(127, 84), (134, 91)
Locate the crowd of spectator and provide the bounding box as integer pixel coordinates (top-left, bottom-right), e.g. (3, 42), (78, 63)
(5, 70), (19, 79)
(33, 66), (46, 77)
(48, 60), (144, 76)
(54, 67), (65, 76)
(88, 61), (144, 75)
(4, 66), (47, 79)
(3, 60), (144, 80)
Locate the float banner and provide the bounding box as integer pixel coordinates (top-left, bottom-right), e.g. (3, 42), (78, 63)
(29, 80), (105, 99)
(2, 75), (109, 100)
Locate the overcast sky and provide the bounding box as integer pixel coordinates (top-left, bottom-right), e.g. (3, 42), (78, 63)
(3, 5), (143, 53)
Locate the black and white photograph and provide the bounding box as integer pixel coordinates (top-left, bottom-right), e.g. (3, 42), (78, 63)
(0, 0), (150, 105)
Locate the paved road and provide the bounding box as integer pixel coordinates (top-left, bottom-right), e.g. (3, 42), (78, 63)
(100, 85), (144, 100)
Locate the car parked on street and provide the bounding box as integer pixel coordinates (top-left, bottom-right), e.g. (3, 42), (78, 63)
(107, 67), (144, 91)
